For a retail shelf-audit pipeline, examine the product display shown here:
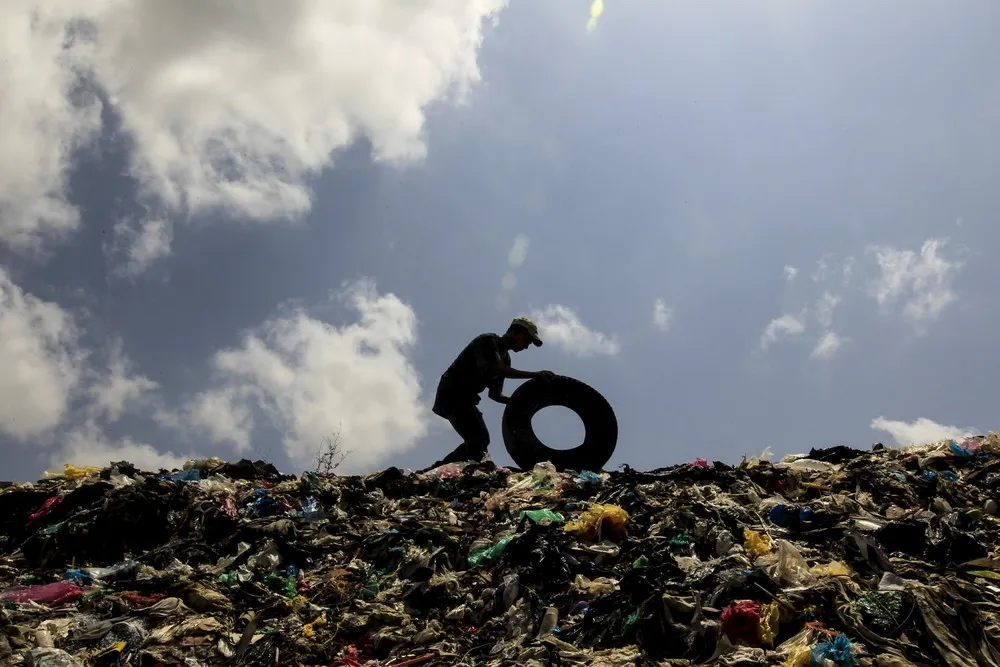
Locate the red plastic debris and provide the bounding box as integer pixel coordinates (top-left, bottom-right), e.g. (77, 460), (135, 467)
(0, 581), (82, 607)
(721, 599), (762, 645)
(28, 496), (62, 526)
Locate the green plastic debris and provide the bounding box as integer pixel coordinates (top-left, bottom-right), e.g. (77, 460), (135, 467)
(519, 509), (564, 524)
(633, 555), (649, 569)
(853, 591), (905, 636)
(41, 522), (64, 536)
(621, 608), (640, 635)
(218, 572), (238, 587)
(468, 535), (515, 567)
(84, 588), (112, 602)
(360, 574), (379, 598)
(263, 573), (297, 599)
(669, 532), (691, 548)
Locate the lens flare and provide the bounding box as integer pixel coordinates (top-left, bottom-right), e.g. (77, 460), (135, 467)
(587, 0), (605, 32)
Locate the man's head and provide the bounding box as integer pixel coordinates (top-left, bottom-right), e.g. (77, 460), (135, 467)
(505, 316), (543, 352)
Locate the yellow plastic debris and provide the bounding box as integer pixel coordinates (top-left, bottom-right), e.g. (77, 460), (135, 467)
(758, 601), (781, 647)
(744, 529), (774, 557)
(564, 504), (629, 541)
(811, 561), (851, 577)
(780, 646), (812, 667)
(302, 613), (326, 638)
(63, 464), (103, 480)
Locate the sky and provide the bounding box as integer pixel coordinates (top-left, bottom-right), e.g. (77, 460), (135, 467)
(2, 0), (999, 481)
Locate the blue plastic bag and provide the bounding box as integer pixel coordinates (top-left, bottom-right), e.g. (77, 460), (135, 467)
(810, 634), (857, 666)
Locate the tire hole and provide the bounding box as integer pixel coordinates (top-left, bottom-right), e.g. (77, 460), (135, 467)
(530, 406), (585, 451)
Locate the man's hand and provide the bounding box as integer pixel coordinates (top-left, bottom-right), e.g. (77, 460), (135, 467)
(535, 370), (555, 380)
(489, 391), (510, 404)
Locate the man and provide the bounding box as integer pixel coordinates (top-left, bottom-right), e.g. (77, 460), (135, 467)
(427, 317), (554, 469)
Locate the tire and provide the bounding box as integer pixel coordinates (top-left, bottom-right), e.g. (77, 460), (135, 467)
(501, 376), (618, 472)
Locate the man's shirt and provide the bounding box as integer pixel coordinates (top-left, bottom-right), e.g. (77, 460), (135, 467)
(432, 333), (510, 416)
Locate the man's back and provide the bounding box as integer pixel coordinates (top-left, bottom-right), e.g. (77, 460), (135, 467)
(433, 333), (510, 415)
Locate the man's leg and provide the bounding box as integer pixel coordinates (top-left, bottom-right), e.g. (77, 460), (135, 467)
(426, 405), (490, 469)
(448, 405), (490, 462)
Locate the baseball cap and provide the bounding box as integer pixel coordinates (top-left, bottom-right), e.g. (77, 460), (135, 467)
(510, 316), (543, 346)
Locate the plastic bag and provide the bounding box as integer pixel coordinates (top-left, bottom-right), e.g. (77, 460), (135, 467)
(691, 457), (709, 468)
(744, 529), (774, 557)
(435, 463), (464, 480)
(28, 496), (62, 525)
(781, 647), (812, 667)
(40, 464), (102, 480)
(530, 462), (561, 490)
(519, 509), (564, 524)
(0, 581), (82, 606)
(564, 504), (629, 541)
(787, 458), (836, 473)
(758, 601), (781, 646)
(810, 634), (857, 666)
(721, 600), (762, 645)
(766, 540), (817, 587)
(184, 457), (225, 470)
(165, 469), (200, 482)
(811, 561), (851, 578)
(468, 535), (514, 567)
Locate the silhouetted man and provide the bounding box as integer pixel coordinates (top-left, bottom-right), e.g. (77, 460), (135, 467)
(426, 317), (553, 469)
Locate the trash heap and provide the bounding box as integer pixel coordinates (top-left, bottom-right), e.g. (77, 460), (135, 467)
(2, 436), (1000, 666)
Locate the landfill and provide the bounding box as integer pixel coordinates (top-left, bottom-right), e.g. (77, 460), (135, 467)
(2, 436), (1000, 666)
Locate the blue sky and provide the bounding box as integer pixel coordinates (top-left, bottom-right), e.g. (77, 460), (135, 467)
(2, 1), (998, 481)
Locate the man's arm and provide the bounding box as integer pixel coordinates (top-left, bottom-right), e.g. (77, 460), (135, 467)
(487, 364), (554, 381)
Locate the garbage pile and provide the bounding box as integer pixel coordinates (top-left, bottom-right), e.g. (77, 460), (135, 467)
(3, 435), (1000, 666)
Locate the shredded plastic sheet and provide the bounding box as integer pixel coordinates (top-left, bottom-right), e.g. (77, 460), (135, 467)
(744, 529), (774, 557)
(564, 504), (629, 541)
(41, 464), (103, 480)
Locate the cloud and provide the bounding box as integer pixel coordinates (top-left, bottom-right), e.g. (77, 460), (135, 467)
(868, 238), (961, 333)
(53, 419), (191, 471)
(0, 268), (85, 439)
(111, 218), (174, 278)
(187, 280), (427, 471)
(783, 265), (798, 282)
(530, 305), (621, 357)
(0, 1), (508, 270)
(810, 331), (847, 360)
(86, 342), (158, 422)
(652, 299), (673, 332)
(814, 292), (841, 330)
(871, 416), (977, 446)
(0, 1), (103, 251)
(157, 387), (254, 451)
(759, 313), (805, 351)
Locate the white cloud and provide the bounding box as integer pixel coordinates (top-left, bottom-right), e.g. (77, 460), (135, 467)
(871, 416), (977, 446)
(54, 419), (191, 471)
(111, 218), (174, 278)
(0, 1), (508, 270)
(0, 268), (85, 439)
(86, 341), (158, 422)
(652, 299), (673, 332)
(530, 305), (621, 357)
(0, 1), (103, 251)
(190, 280), (427, 471)
(814, 292), (841, 330)
(810, 331), (847, 360)
(783, 265), (798, 282)
(868, 238), (960, 332)
(158, 387), (254, 451)
(759, 313), (805, 351)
